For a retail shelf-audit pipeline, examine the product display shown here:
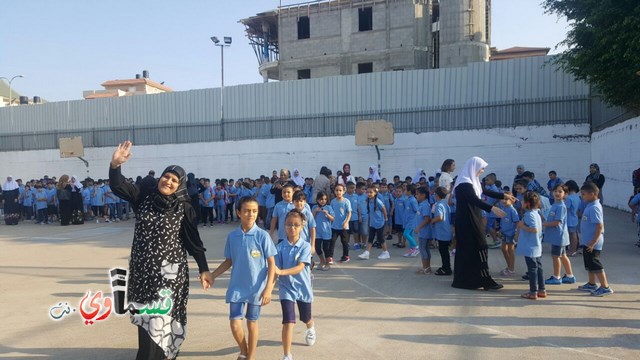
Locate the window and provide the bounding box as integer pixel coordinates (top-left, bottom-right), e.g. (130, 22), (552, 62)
(358, 63), (373, 74)
(297, 16), (310, 39)
(358, 7), (372, 31)
(297, 69), (311, 79)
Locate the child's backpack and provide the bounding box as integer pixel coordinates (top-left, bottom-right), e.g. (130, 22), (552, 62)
(633, 168), (640, 188)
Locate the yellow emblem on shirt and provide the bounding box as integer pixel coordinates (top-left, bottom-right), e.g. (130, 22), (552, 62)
(251, 249), (261, 258)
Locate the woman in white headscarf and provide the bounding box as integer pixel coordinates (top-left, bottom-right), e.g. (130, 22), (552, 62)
(451, 157), (515, 291)
(291, 168), (305, 187)
(412, 169), (426, 184)
(2, 176), (20, 225)
(367, 165), (381, 183)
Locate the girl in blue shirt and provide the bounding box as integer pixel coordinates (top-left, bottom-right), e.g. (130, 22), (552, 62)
(498, 193), (519, 276)
(357, 186), (389, 260)
(415, 187), (433, 274)
(516, 191), (545, 300)
(312, 191), (335, 271)
(392, 186), (406, 248)
(543, 184), (576, 285)
(275, 209), (316, 360)
(402, 184), (419, 257)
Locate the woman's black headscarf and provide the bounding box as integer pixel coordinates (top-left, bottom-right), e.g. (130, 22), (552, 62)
(151, 165), (190, 212)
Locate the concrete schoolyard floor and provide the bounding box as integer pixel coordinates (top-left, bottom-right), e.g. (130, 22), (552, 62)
(0, 208), (639, 360)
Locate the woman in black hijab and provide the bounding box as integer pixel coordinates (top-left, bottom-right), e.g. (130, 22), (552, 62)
(109, 141), (213, 360)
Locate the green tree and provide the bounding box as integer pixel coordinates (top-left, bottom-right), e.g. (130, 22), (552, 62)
(542, 0), (640, 111)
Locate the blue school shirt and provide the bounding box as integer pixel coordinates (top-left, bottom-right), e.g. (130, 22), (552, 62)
(91, 187), (104, 206)
(214, 188), (226, 207)
(276, 239), (313, 303)
(46, 188), (57, 205)
(303, 185), (313, 203)
(515, 210), (543, 258)
(330, 197), (351, 230)
(485, 184), (500, 218)
(18, 186), (25, 204)
(226, 186), (238, 203)
(545, 201), (569, 246)
(547, 177), (563, 192)
(345, 192), (359, 221)
(82, 188), (91, 204)
(22, 190), (34, 207)
(417, 200), (433, 239)
(394, 195), (406, 225)
(104, 185), (116, 205)
(580, 200), (604, 250)
(379, 191), (392, 213)
(224, 224), (277, 305)
(312, 205), (334, 240)
(34, 189), (48, 210)
(298, 206), (316, 243)
(433, 200), (452, 241)
(256, 186), (266, 206)
(500, 205), (519, 237)
(357, 193), (369, 220)
(274, 200), (295, 240)
(564, 193), (581, 228)
(403, 196), (418, 229)
(367, 198), (386, 229)
(265, 187), (275, 208)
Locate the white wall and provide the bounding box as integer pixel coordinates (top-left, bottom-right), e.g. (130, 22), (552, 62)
(591, 115), (640, 210)
(1, 124), (591, 192)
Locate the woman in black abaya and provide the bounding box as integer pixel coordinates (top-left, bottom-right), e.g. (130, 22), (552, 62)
(109, 141), (214, 360)
(451, 157), (515, 290)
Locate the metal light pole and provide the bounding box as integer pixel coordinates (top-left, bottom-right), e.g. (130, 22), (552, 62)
(0, 74), (24, 106)
(210, 36), (232, 141)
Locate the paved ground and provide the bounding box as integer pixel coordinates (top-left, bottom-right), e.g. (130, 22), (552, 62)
(0, 207), (639, 360)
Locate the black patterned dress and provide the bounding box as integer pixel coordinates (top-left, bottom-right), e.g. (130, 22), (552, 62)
(109, 166), (209, 359)
(128, 196), (189, 357)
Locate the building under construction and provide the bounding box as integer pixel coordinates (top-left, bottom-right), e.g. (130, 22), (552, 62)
(240, 0), (492, 81)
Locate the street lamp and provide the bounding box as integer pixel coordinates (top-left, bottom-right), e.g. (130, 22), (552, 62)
(210, 36), (231, 140)
(0, 74), (24, 106)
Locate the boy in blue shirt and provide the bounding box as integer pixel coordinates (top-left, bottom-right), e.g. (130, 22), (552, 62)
(483, 173), (501, 248)
(292, 191), (316, 250)
(345, 182), (360, 250)
(392, 186), (406, 248)
(21, 185), (34, 220)
(414, 187), (433, 274)
(275, 209), (316, 360)
(543, 184), (576, 285)
(577, 183), (613, 296)
(431, 187), (452, 275)
(34, 184), (49, 224)
(46, 182), (58, 223)
(90, 182), (104, 223)
(210, 197), (277, 360)
(355, 182), (369, 250)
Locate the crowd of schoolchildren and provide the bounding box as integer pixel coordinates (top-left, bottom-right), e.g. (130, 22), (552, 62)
(0, 175), (138, 225)
(4, 160), (638, 359)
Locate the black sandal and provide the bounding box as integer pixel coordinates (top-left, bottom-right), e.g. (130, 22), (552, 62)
(434, 268), (452, 276)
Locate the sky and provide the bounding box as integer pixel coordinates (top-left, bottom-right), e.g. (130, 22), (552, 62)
(0, 0), (570, 102)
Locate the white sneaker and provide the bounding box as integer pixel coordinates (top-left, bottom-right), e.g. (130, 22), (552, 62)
(283, 355), (293, 360)
(95, 219), (99, 224)
(357, 251), (370, 260)
(377, 251), (390, 260)
(409, 248), (420, 257)
(305, 327), (316, 346)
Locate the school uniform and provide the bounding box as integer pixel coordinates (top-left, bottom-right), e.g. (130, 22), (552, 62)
(434, 199), (452, 273)
(313, 204), (335, 258)
(357, 193), (369, 236)
(330, 197), (352, 259)
(545, 201), (570, 256)
(393, 195), (405, 231)
(516, 210), (544, 293)
(580, 200), (605, 273)
(345, 192), (359, 234)
(224, 224), (277, 306)
(276, 239), (313, 303)
(214, 188), (227, 223)
(22, 190), (34, 220)
(273, 200), (295, 241)
(500, 205), (519, 243)
(34, 189), (48, 223)
(564, 193), (581, 233)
